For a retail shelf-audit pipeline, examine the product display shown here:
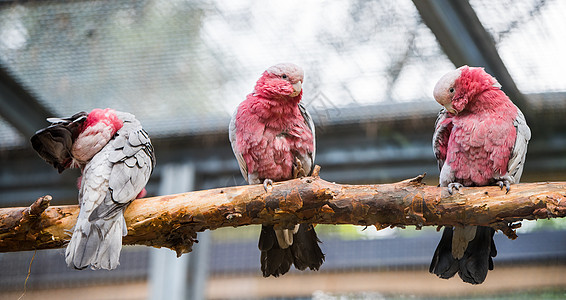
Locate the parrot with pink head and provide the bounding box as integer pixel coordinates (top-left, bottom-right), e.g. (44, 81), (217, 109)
(31, 108), (155, 270)
(229, 63), (325, 277)
(429, 66), (531, 284)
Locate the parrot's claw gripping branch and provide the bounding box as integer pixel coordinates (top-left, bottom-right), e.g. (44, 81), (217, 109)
(1, 178), (566, 253)
(497, 180), (512, 194)
(263, 179), (274, 193)
(447, 182), (463, 195)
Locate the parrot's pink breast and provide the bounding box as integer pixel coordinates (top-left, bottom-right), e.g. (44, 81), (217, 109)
(446, 109), (517, 186)
(236, 98), (313, 181)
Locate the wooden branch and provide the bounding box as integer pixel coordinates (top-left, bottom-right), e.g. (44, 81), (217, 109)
(1, 173), (565, 255)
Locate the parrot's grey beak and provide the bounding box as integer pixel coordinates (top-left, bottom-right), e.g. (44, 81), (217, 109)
(290, 81), (302, 97)
(444, 103), (458, 115)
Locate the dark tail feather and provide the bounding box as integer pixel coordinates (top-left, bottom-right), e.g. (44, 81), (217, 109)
(458, 226), (496, 284)
(290, 224), (325, 271)
(429, 227), (459, 279)
(258, 224), (325, 277)
(258, 225), (293, 277)
(489, 233), (497, 270)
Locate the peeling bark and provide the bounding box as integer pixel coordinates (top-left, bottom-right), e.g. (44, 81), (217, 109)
(1, 174), (565, 255)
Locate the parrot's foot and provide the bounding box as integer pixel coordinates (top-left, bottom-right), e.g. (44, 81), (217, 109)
(495, 174), (514, 194)
(447, 182), (463, 195)
(497, 180), (511, 194)
(292, 157), (306, 179)
(263, 179), (273, 193)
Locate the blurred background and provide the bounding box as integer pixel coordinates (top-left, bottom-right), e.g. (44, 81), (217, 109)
(1, 0), (565, 299)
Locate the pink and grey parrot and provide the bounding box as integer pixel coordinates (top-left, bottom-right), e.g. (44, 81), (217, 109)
(229, 63), (325, 277)
(429, 66), (531, 284)
(31, 108), (155, 270)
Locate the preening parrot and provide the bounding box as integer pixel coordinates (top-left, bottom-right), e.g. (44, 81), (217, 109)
(31, 108), (155, 270)
(429, 66), (531, 284)
(229, 63), (325, 277)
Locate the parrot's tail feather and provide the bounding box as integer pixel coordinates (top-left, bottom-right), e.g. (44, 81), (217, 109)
(457, 226), (496, 284)
(259, 225), (293, 277)
(290, 224), (325, 271)
(429, 227), (459, 279)
(429, 226), (496, 284)
(258, 224), (325, 277)
(65, 213), (126, 270)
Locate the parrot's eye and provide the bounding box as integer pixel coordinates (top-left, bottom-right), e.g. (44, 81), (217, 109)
(281, 74), (288, 79)
(449, 87), (455, 93)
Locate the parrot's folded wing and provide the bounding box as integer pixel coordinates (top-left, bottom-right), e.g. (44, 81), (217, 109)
(30, 112), (88, 173)
(298, 103), (316, 175)
(91, 117), (155, 221)
(507, 107), (531, 183)
(432, 109), (453, 172)
(229, 108), (249, 182)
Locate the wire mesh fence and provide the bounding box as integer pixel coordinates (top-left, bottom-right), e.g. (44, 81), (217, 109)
(470, 0), (566, 94)
(0, 0), (454, 145)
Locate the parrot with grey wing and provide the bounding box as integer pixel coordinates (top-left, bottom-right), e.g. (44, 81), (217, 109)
(429, 66), (530, 284)
(31, 108), (155, 270)
(229, 63), (325, 277)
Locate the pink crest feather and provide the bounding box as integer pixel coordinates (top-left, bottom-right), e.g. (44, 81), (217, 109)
(85, 108), (123, 135)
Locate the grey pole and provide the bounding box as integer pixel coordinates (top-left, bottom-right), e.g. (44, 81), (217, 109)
(148, 163), (196, 300)
(187, 229), (211, 300)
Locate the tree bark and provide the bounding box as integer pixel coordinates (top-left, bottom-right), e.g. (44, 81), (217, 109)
(1, 174), (565, 255)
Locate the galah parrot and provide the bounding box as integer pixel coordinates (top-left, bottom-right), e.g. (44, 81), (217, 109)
(429, 66), (531, 284)
(31, 108), (155, 270)
(229, 63), (325, 277)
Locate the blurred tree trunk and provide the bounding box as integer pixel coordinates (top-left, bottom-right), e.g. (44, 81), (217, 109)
(1, 174), (565, 255)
